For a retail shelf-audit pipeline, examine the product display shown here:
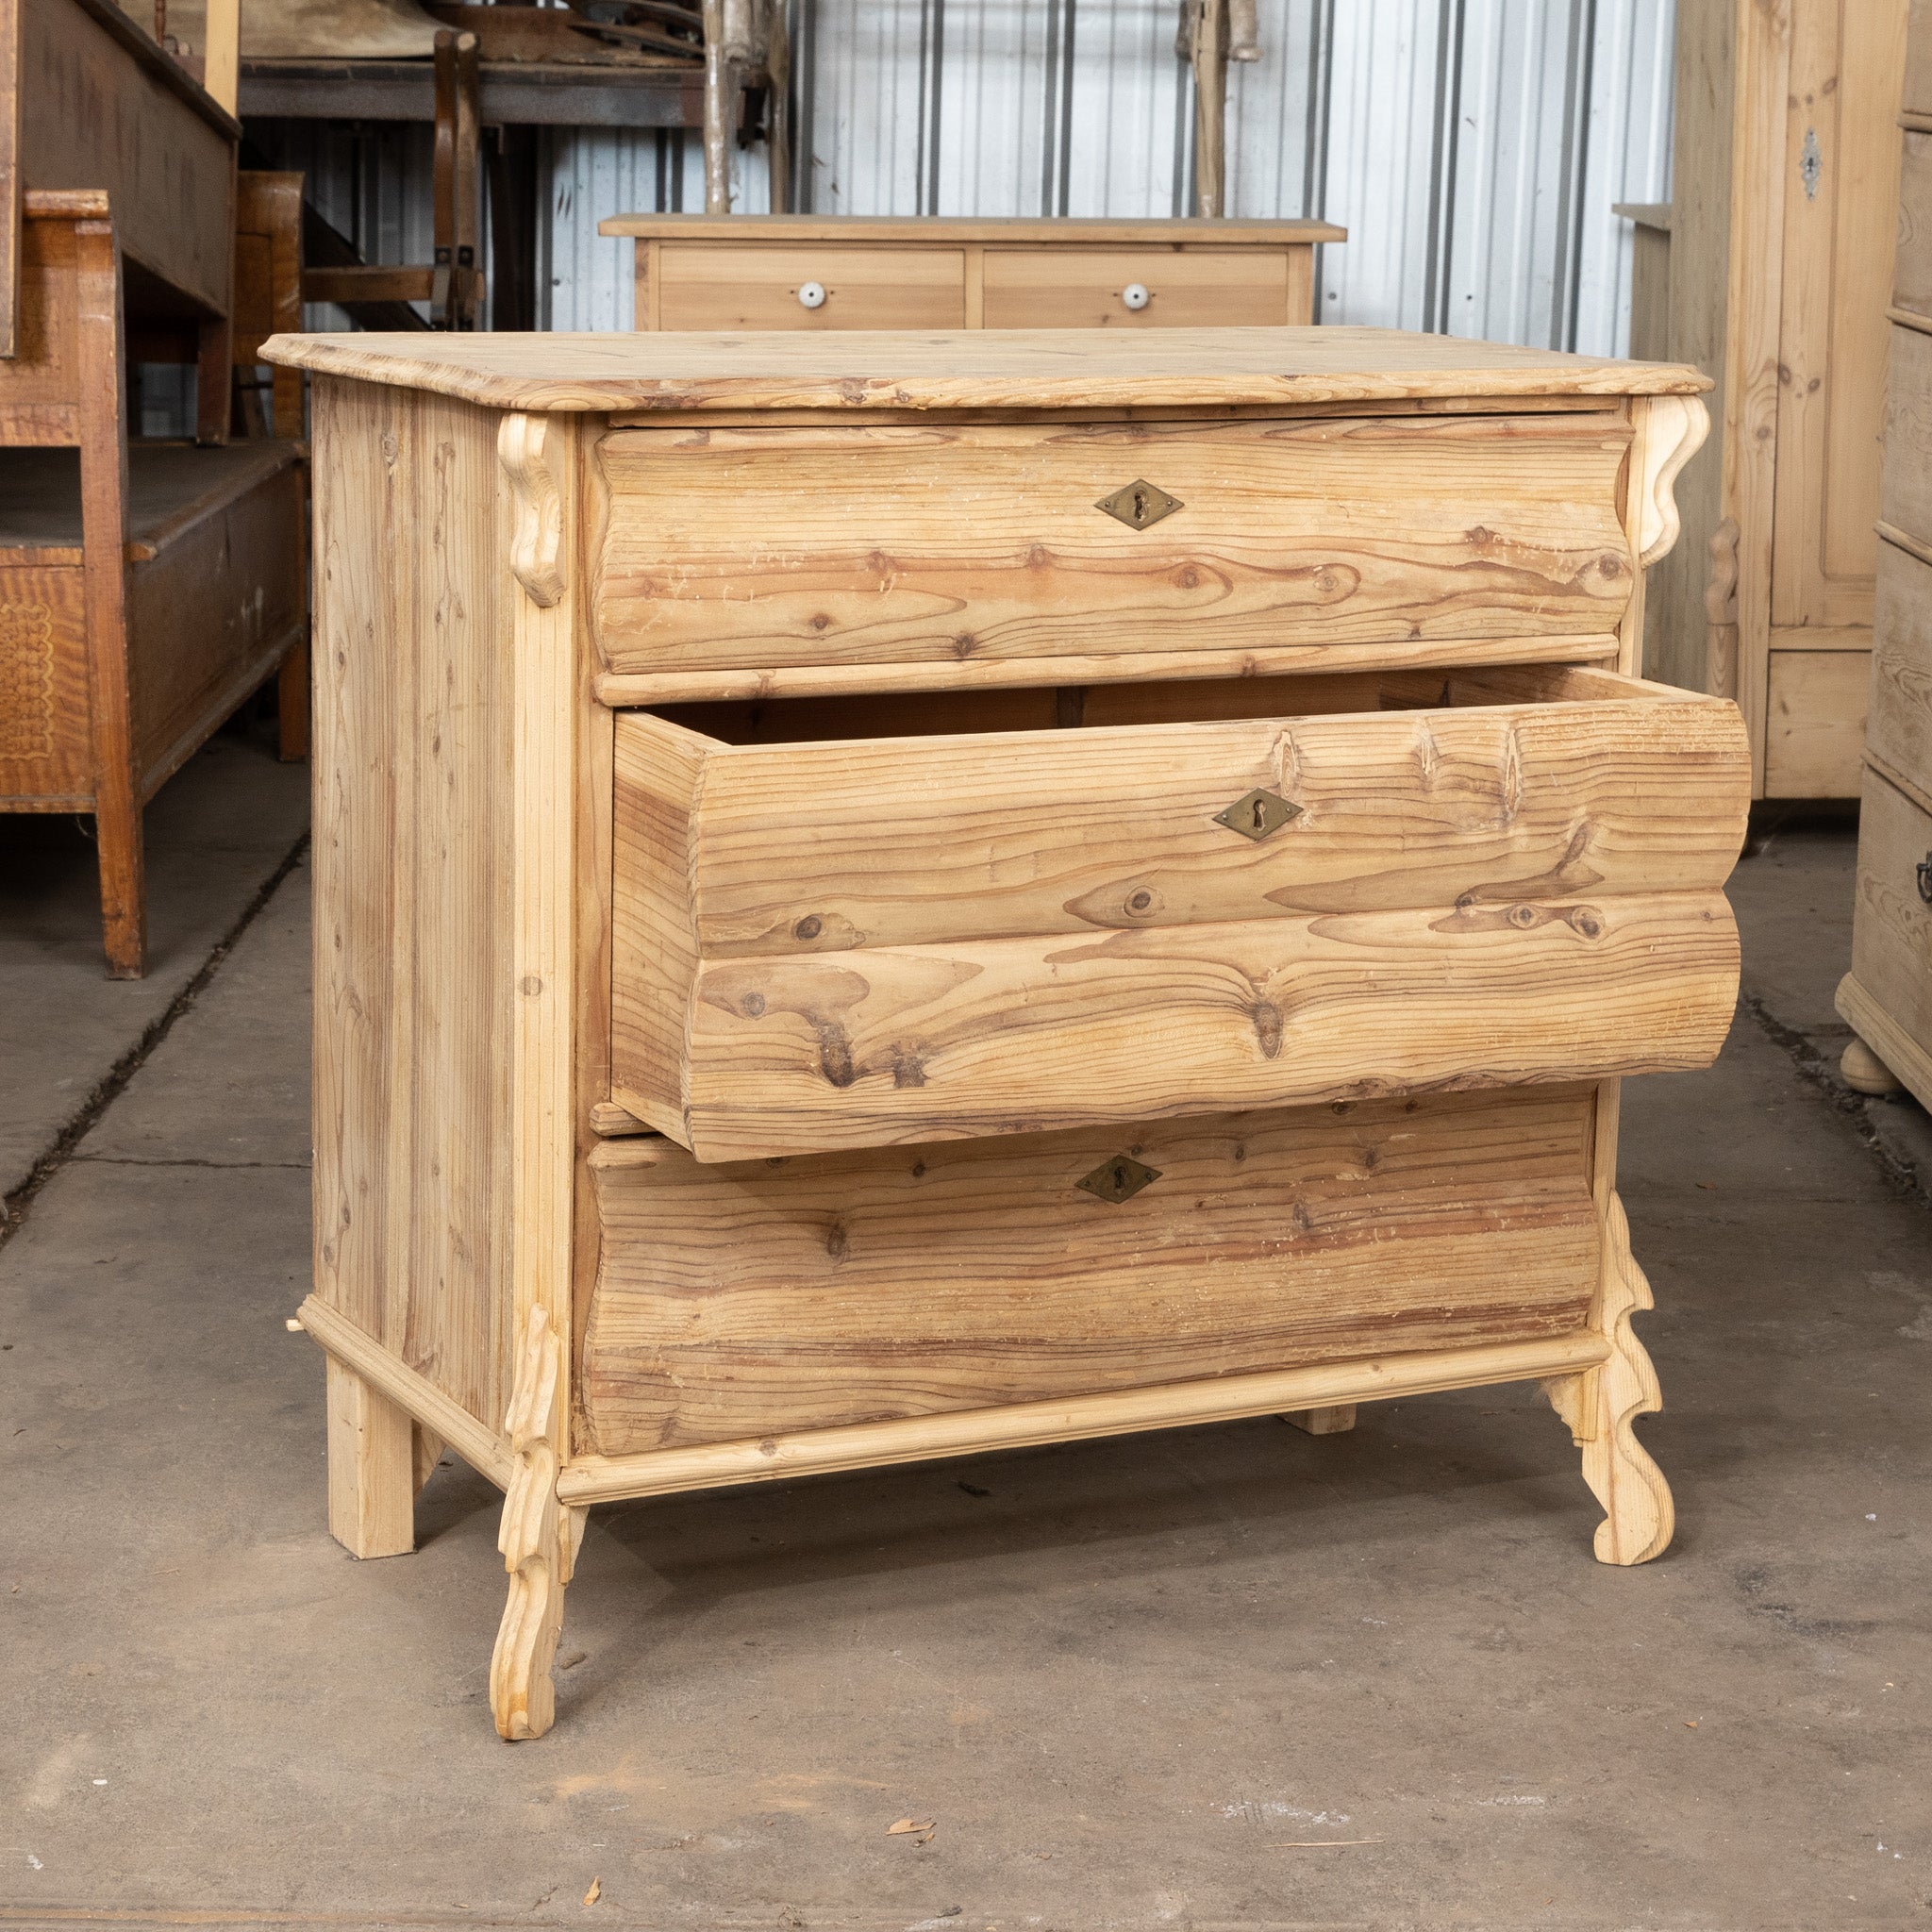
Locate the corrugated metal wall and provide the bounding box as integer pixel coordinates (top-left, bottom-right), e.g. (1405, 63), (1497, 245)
(274, 0), (1675, 356)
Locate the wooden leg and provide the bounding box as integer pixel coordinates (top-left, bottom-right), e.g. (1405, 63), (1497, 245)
(277, 635), (310, 761)
(1280, 1404), (1357, 1436)
(1841, 1034), (1904, 1096)
(1544, 1190), (1674, 1566)
(326, 1357), (417, 1558)
(93, 789), (146, 980)
(490, 1307), (584, 1740)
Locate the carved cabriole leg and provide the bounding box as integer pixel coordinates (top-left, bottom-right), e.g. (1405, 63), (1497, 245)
(1543, 1082), (1674, 1565)
(491, 1306), (585, 1741)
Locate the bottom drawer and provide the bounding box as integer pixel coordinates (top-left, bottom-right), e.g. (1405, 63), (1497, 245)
(580, 1085), (1604, 1457)
(1848, 763), (1932, 1055)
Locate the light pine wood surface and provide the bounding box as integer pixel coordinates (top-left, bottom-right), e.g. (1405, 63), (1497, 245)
(591, 415), (1636, 677)
(285, 328), (1735, 1738)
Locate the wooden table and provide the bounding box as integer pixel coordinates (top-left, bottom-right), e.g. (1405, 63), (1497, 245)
(598, 216), (1345, 332)
(263, 325), (1749, 1740)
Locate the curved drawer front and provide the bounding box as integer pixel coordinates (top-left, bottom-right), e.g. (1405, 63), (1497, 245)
(610, 667), (1751, 1162)
(593, 413), (1635, 678)
(582, 1088), (1603, 1456)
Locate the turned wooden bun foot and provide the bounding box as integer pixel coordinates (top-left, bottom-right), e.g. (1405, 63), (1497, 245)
(1840, 1035), (1905, 1096)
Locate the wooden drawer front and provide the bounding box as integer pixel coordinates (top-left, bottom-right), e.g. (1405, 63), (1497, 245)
(0, 563), (91, 804)
(1850, 764), (1932, 1054)
(655, 243), (967, 331)
(1871, 537), (1932, 784)
(582, 1088), (1602, 1455)
(610, 667), (1749, 1162)
(595, 415), (1635, 678)
(1897, 132), (1932, 318)
(981, 247), (1293, 327)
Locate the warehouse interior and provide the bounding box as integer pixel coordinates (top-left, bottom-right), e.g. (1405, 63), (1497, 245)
(2, 3), (1928, 1927)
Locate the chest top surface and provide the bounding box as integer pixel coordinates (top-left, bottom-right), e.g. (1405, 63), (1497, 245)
(262, 325), (1707, 417)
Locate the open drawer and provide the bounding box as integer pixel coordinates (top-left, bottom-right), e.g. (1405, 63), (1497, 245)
(610, 665), (1751, 1162)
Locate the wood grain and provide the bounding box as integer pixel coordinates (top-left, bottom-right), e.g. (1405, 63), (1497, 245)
(581, 1086), (1602, 1453)
(600, 214), (1347, 245)
(1762, 648), (1868, 798)
(1847, 760), (1932, 1066)
(309, 377), (516, 1433)
(1871, 533), (1932, 785)
(259, 324), (1710, 417)
(560, 1332), (1613, 1506)
(657, 242), (967, 332)
(980, 247), (1293, 329)
(325, 1355), (416, 1558)
(593, 414), (1636, 676)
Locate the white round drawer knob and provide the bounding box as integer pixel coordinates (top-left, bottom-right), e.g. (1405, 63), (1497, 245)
(1121, 282), (1151, 311)
(797, 280), (827, 309)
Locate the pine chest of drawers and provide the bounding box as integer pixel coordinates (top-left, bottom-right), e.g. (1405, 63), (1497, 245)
(264, 326), (1746, 1740)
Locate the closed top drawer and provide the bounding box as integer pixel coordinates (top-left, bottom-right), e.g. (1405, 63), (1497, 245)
(982, 246), (1296, 327)
(610, 664), (1750, 1162)
(655, 242), (968, 331)
(594, 412), (1637, 680)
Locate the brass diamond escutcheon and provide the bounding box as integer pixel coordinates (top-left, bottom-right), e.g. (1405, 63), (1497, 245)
(1094, 478), (1183, 530)
(1213, 788), (1302, 841)
(1076, 1154), (1162, 1205)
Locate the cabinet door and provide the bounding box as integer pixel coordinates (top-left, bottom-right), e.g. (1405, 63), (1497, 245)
(1772, 0), (1908, 633)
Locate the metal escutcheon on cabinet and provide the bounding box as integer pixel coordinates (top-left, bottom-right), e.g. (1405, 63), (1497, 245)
(796, 280), (827, 309)
(1121, 282), (1151, 310)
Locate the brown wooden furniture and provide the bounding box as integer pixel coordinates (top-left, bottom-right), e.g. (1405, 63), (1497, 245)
(600, 216), (1345, 332)
(1630, 0), (1908, 798)
(1838, 13), (1932, 1110)
(0, 193), (307, 976)
(232, 170), (304, 439)
(262, 325), (1748, 1740)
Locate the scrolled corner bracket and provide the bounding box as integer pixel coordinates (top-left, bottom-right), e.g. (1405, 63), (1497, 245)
(1579, 1191), (1674, 1567)
(489, 1305), (579, 1741)
(1633, 392), (1710, 571)
(499, 411), (568, 609)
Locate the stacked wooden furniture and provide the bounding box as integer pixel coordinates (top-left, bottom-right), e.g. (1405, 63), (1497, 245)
(1628, 0), (1907, 797)
(601, 216), (1344, 332)
(1837, 12), (1932, 1109)
(262, 325), (1749, 1741)
(0, 0), (308, 977)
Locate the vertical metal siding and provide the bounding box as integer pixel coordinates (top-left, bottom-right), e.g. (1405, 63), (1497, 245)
(308, 0), (1673, 355)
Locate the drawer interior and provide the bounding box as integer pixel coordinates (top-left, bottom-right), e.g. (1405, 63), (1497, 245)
(611, 663), (1750, 1161)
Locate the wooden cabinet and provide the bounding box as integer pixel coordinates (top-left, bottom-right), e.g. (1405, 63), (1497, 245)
(263, 324), (1745, 1740)
(1634, 0), (1908, 797)
(1838, 9), (1932, 1110)
(599, 216), (1343, 332)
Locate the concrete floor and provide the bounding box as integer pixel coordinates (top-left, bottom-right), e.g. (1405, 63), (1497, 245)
(2, 790), (1928, 1930)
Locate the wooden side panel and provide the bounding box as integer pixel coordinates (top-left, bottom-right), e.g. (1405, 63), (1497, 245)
(593, 413), (1635, 676)
(310, 377), (515, 1435)
(608, 715), (702, 1134)
(656, 243), (968, 332)
(127, 456), (304, 794)
(581, 1087), (1602, 1453)
(0, 212), (81, 436)
(0, 0), (20, 363)
(19, 0), (234, 315)
(1870, 538), (1932, 785)
(1769, 0), (1906, 632)
(1762, 647), (1868, 798)
(653, 689), (1752, 958)
(0, 559), (88, 802)
(1896, 131), (1932, 317)
(655, 891), (1740, 1161)
(1883, 322), (1932, 541)
(980, 247), (1291, 328)
(1848, 763), (1932, 1055)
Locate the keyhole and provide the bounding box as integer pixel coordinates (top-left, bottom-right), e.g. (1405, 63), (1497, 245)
(1132, 489), (1147, 524)
(1112, 1163), (1127, 1193)
(1251, 797), (1266, 830)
